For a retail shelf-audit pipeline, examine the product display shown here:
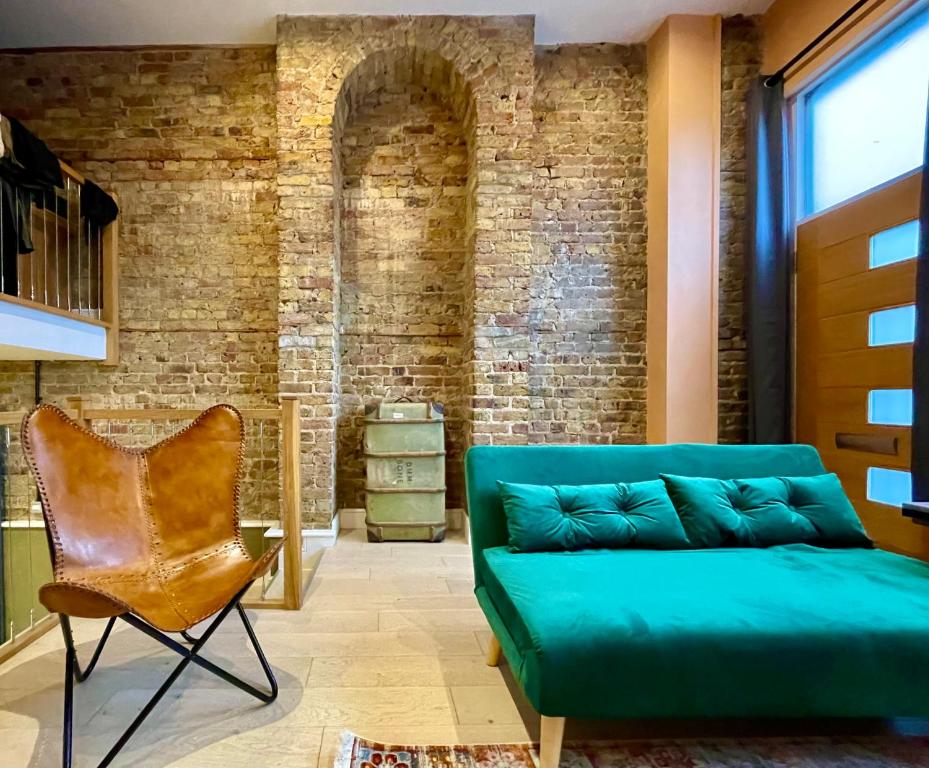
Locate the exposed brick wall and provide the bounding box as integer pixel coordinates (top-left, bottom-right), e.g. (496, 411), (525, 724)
(276, 17), (535, 522)
(337, 79), (468, 510)
(719, 16), (762, 444)
(529, 44), (648, 444)
(0, 47), (279, 413)
(0, 19), (762, 527)
(0, 48), (281, 528)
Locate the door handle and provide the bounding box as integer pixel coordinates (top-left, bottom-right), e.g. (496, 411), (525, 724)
(834, 432), (898, 456)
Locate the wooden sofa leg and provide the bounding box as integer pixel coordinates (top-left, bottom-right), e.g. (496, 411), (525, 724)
(486, 635), (502, 667)
(539, 716), (565, 768)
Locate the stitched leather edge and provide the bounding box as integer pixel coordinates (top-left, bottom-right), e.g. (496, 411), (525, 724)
(21, 404), (67, 579)
(38, 580), (131, 618)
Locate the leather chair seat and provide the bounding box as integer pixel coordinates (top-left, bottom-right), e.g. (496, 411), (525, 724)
(38, 540), (282, 632)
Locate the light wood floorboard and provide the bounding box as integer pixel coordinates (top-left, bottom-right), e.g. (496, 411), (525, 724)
(0, 529), (529, 767)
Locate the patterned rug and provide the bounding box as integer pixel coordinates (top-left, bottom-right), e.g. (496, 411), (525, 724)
(334, 732), (929, 768)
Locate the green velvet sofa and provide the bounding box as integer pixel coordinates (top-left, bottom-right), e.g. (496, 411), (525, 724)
(465, 444), (929, 767)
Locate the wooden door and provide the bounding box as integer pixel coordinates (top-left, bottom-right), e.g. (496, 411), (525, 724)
(796, 170), (924, 557)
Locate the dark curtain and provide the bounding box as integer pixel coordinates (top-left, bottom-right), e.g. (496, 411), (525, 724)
(745, 78), (792, 444)
(911, 88), (929, 502)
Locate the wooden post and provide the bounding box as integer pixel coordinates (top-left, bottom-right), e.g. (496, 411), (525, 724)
(281, 395), (303, 610)
(65, 395), (91, 430)
(101, 218), (119, 366)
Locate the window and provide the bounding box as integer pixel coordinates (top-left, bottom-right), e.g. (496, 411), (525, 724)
(869, 220), (921, 269)
(802, 7), (929, 216)
(867, 466), (912, 506)
(868, 304), (916, 346)
(868, 389), (913, 426)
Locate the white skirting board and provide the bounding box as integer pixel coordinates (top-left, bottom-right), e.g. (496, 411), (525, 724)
(339, 507), (466, 532)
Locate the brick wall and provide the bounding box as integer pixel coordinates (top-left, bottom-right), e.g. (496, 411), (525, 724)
(0, 47), (282, 526)
(0, 18), (760, 525)
(719, 16), (762, 443)
(0, 47), (279, 412)
(337, 76), (469, 509)
(529, 44), (648, 444)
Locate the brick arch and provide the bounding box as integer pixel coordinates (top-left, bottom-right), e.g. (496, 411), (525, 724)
(276, 15), (534, 524)
(319, 18), (497, 112)
(330, 46), (479, 213)
(331, 44), (475, 513)
(334, 46), (474, 126)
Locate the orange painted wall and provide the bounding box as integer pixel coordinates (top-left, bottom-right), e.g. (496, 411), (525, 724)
(646, 15), (721, 444)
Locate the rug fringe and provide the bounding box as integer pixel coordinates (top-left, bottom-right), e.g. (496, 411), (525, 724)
(333, 730), (358, 768)
(328, 733), (929, 768)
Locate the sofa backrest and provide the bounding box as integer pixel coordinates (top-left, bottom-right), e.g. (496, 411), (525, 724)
(464, 443), (827, 587)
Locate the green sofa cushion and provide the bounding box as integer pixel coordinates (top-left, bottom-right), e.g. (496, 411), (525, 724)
(497, 479), (690, 552)
(465, 443), (828, 590)
(661, 472), (872, 548)
(478, 545), (929, 719)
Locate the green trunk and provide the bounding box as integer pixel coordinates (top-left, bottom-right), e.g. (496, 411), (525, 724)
(364, 401), (447, 542)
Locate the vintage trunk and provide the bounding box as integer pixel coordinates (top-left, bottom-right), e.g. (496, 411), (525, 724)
(364, 401), (447, 542)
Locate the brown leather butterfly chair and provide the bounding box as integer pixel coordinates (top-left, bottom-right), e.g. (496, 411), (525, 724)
(21, 403), (283, 768)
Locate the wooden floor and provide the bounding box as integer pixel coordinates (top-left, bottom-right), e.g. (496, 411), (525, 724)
(0, 529), (530, 767)
(4, 528), (923, 768)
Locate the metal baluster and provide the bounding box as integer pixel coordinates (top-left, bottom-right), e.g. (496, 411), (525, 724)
(97, 226), (103, 319)
(3, 427), (15, 640)
(75, 182), (82, 315)
(43, 189), (48, 306)
(26, 472), (35, 629)
(84, 190), (91, 318)
(72, 178), (79, 314)
(15, 186), (20, 298)
(78, 183), (84, 316)
(84, 220), (90, 317)
(55, 187), (61, 309)
(29, 192), (35, 301)
(65, 178), (71, 311)
(4, 427), (13, 643)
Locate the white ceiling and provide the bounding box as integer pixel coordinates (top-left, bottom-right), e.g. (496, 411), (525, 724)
(0, 0), (773, 48)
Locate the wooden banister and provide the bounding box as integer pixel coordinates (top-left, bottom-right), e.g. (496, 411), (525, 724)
(81, 407), (282, 421)
(65, 395), (91, 429)
(0, 410), (28, 427)
(280, 395), (303, 610)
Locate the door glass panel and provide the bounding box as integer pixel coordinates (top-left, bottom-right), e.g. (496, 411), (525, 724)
(868, 304), (915, 346)
(868, 388), (913, 425)
(803, 8), (929, 215)
(867, 466), (912, 506)
(869, 220), (921, 268)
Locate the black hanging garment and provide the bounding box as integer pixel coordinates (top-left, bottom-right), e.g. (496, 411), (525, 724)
(0, 115), (64, 296)
(80, 179), (119, 227)
(0, 179), (34, 295)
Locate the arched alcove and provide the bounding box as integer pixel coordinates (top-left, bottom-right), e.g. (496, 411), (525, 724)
(333, 47), (476, 514)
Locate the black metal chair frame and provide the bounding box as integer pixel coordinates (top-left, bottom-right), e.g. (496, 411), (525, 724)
(59, 582), (278, 768)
